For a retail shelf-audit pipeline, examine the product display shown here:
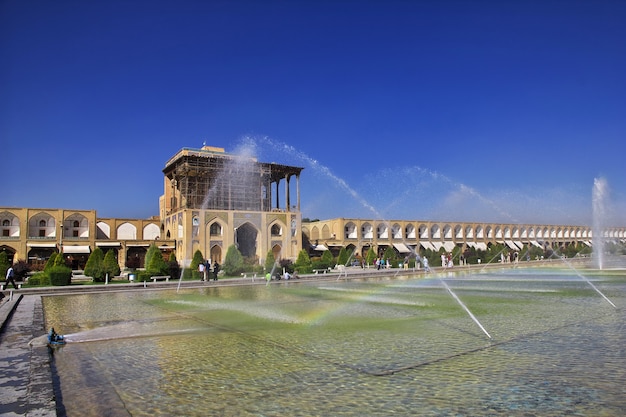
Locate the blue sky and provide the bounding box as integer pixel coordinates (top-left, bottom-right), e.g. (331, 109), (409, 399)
(2, 0), (625, 226)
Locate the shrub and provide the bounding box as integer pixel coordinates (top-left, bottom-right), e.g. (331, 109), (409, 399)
(188, 249), (205, 280)
(320, 250), (334, 269)
(12, 260), (31, 280)
(146, 245), (169, 277)
(223, 245), (244, 276)
(27, 272), (51, 286)
(103, 250), (121, 278)
(0, 252), (10, 279)
(365, 247), (376, 266)
(337, 247), (349, 266)
(49, 265), (72, 286)
(85, 247), (106, 282)
(264, 250), (276, 273)
(294, 250), (312, 274)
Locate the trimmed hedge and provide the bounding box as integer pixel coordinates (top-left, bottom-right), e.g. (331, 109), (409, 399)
(49, 265), (72, 286)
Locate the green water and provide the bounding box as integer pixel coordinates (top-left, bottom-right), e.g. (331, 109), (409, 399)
(43, 269), (626, 416)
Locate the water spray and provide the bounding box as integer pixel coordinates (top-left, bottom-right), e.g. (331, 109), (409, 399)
(176, 263), (187, 293)
(439, 278), (492, 339)
(548, 251), (617, 309)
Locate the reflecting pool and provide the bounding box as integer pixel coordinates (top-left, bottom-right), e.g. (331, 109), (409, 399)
(43, 267), (626, 416)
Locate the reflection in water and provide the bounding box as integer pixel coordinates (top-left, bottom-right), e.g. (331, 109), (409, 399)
(44, 268), (626, 416)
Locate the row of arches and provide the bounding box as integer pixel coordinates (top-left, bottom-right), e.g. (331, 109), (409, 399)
(310, 221), (621, 242)
(0, 211), (162, 241)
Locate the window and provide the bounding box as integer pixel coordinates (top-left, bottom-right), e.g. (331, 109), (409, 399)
(271, 224), (282, 236)
(209, 223), (222, 236)
(2, 220), (9, 226)
(39, 220), (46, 227)
(39, 229), (46, 237)
(73, 220), (80, 228)
(2, 229), (9, 237)
(73, 230), (79, 237)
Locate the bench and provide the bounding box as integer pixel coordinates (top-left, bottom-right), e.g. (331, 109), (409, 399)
(313, 268), (330, 274)
(150, 275), (170, 283)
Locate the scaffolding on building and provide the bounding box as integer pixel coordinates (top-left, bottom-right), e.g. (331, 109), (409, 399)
(163, 147), (303, 213)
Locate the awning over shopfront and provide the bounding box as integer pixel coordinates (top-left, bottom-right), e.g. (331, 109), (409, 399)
(392, 243), (411, 253)
(62, 245), (91, 254)
(126, 243), (150, 247)
(442, 242), (456, 252)
(26, 243), (57, 248)
(420, 242), (436, 251)
(431, 242), (444, 251)
(96, 242), (121, 247)
(530, 240), (543, 248)
(313, 244), (328, 251)
(475, 242), (488, 251)
(505, 240), (518, 250)
(514, 241), (524, 250)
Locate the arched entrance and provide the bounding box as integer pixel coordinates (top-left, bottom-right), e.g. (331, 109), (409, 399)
(1, 246), (16, 265)
(210, 245), (222, 264)
(272, 244), (282, 261)
(236, 223), (258, 258)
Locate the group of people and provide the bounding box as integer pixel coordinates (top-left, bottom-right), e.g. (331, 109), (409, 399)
(198, 260), (220, 281)
(441, 253), (454, 268)
(265, 270), (298, 283)
(374, 258), (391, 270)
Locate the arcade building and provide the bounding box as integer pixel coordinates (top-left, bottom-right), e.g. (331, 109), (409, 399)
(1, 145), (624, 271)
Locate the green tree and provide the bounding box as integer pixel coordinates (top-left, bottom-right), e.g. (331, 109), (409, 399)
(337, 247), (349, 266)
(223, 244), (244, 276)
(85, 247), (106, 281)
(168, 252), (181, 280)
(103, 250), (121, 279)
(0, 252), (10, 279)
(189, 249), (205, 280)
(365, 247), (376, 266)
(383, 246), (396, 266)
(146, 245), (169, 276)
(320, 249), (334, 269)
(44, 253), (58, 272)
(264, 250), (276, 273)
(294, 249), (313, 274)
(145, 244), (160, 271)
(53, 252), (66, 267)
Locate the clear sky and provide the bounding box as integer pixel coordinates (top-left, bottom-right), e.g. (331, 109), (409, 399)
(2, 0), (625, 226)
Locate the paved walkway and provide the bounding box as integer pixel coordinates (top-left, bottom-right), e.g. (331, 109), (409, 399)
(0, 292), (56, 417)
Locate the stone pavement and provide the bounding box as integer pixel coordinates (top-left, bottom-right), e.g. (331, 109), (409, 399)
(0, 292), (56, 417)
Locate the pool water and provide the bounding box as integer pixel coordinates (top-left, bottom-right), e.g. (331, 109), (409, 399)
(43, 268), (626, 416)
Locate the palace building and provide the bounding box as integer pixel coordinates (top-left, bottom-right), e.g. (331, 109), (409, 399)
(160, 146), (303, 266)
(1, 145), (624, 270)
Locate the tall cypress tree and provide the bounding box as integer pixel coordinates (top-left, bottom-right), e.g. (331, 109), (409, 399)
(103, 250), (121, 278)
(223, 244), (244, 276)
(294, 249), (312, 274)
(85, 247), (105, 281)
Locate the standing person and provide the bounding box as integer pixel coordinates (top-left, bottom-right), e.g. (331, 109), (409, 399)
(423, 257), (430, 272)
(4, 265), (17, 290)
(212, 261), (220, 281)
(198, 262), (206, 281)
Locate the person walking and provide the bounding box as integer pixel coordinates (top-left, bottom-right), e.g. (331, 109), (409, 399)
(5, 265), (18, 290)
